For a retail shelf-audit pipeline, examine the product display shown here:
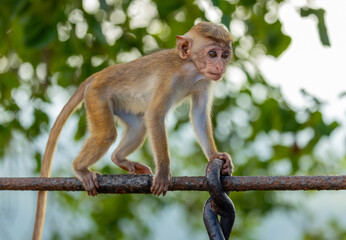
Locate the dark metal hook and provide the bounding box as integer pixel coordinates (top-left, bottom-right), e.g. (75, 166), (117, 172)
(203, 158), (236, 240)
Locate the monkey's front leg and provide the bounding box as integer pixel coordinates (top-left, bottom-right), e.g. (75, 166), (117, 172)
(190, 89), (234, 176)
(146, 114), (172, 196)
(152, 166), (171, 196)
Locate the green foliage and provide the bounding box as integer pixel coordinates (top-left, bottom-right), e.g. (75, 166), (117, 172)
(246, 12), (291, 57)
(300, 7), (331, 46)
(74, 110), (87, 141)
(302, 219), (346, 240)
(0, 72), (20, 104)
(339, 91), (346, 99)
(26, 109), (50, 139)
(0, 0), (342, 239)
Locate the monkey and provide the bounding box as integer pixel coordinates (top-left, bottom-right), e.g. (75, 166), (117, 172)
(32, 22), (234, 240)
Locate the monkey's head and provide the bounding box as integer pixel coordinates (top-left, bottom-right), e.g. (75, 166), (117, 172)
(176, 22), (233, 81)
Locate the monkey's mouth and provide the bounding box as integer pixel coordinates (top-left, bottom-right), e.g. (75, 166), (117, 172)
(208, 72), (222, 80)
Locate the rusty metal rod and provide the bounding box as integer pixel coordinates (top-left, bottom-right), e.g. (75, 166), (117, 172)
(0, 175), (345, 193)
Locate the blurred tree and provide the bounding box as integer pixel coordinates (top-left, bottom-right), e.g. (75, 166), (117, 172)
(0, 0), (342, 239)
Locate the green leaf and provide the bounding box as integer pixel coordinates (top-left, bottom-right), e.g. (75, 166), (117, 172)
(247, 17), (291, 58)
(300, 7), (331, 46)
(264, 21), (291, 57)
(272, 145), (292, 160)
(210, 0), (219, 6)
(87, 15), (107, 45)
(35, 151), (42, 173)
(74, 111), (87, 141)
(0, 123), (12, 158)
(23, 21), (56, 49)
(26, 108), (49, 139)
(153, 0), (185, 19)
(305, 111), (339, 136)
(57, 70), (75, 88)
(0, 72), (20, 102)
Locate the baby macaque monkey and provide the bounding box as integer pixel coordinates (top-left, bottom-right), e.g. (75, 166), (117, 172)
(33, 22), (234, 240)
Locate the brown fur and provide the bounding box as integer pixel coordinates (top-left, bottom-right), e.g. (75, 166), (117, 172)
(187, 22), (233, 44)
(33, 22), (234, 240)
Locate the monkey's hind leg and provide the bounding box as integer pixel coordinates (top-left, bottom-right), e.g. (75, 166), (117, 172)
(111, 112), (152, 174)
(73, 92), (117, 196)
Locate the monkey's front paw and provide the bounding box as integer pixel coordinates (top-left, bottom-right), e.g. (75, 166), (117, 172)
(75, 170), (100, 197)
(151, 171), (172, 196)
(210, 152), (234, 176)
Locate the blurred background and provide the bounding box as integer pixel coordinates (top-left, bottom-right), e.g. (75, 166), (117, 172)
(0, 0), (345, 239)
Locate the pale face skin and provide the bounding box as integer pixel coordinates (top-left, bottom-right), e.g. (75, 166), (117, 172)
(194, 42), (232, 81)
(177, 35), (232, 82)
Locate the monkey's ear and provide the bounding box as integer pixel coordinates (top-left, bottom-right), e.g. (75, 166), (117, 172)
(176, 35), (192, 59)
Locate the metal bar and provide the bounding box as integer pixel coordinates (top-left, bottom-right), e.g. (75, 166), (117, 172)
(0, 175), (345, 193)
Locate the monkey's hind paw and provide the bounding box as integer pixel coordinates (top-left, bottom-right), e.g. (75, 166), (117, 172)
(116, 159), (153, 175)
(132, 162), (153, 174)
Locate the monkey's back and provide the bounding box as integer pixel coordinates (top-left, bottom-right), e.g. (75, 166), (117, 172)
(85, 49), (184, 115)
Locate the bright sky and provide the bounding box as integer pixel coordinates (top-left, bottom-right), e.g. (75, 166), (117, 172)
(255, 4), (346, 239)
(259, 0), (346, 123)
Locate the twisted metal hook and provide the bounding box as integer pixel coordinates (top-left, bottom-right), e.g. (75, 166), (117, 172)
(203, 158), (236, 240)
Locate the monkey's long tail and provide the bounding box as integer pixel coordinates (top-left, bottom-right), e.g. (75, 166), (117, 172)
(32, 79), (91, 240)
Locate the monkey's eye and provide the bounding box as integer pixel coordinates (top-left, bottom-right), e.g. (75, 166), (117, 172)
(208, 51), (217, 58)
(221, 52), (229, 59)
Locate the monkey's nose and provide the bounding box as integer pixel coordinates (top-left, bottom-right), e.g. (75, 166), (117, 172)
(214, 68), (223, 75)
(215, 64), (223, 73)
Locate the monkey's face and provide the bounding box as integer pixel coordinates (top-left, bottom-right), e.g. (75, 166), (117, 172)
(177, 34), (232, 81)
(193, 43), (232, 81)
